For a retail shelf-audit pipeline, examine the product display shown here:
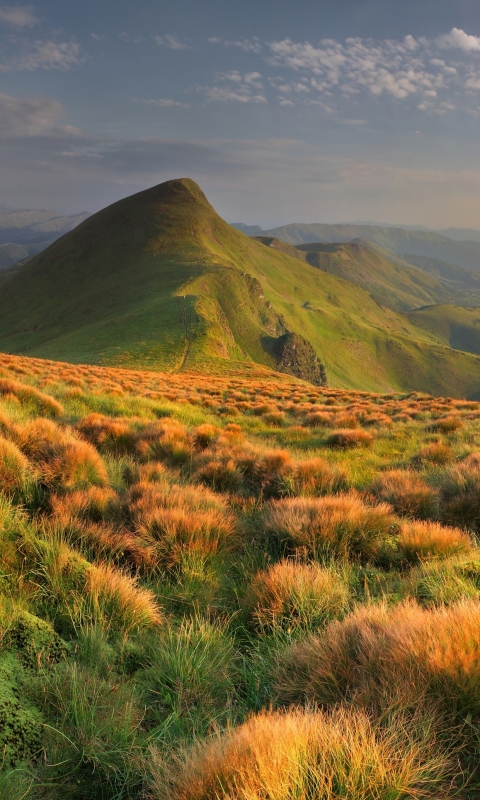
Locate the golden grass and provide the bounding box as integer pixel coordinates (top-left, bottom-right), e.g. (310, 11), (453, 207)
(371, 469), (438, 520)
(86, 562), (163, 635)
(0, 436), (35, 497)
(325, 429), (374, 448)
(276, 599), (480, 717)
(244, 559), (350, 630)
(263, 494), (396, 561)
(398, 520), (475, 563)
(149, 706), (451, 800)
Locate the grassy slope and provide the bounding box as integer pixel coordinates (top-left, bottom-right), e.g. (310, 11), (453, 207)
(256, 237), (475, 312)
(263, 222), (480, 272)
(408, 305), (480, 356)
(1, 178), (480, 396)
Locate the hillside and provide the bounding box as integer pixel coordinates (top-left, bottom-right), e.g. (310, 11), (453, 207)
(1, 352), (480, 798)
(258, 222), (480, 272)
(2, 178), (480, 396)
(255, 237), (477, 312)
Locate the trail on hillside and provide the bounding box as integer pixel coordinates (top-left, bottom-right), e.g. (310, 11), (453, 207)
(172, 199), (206, 373)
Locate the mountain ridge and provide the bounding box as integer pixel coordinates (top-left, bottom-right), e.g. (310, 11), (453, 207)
(2, 178), (480, 397)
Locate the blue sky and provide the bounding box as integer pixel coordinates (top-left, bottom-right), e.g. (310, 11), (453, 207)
(2, 1), (480, 227)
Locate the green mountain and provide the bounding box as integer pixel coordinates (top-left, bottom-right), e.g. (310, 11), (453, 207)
(2, 178), (480, 396)
(258, 222), (480, 272)
(255, 237), (478, 312)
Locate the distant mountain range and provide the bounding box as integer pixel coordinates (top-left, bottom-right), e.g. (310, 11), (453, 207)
(232, 222), (480, 272)
(0, 208), (90, 271)
(3, 178), (480, 396)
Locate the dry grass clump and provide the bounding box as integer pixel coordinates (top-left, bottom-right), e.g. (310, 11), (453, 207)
(134, 506), (235, 569)
(370, 470), (438, 520)
(244, 560), (350, 630)
(50, 486), (118, 524)
(149, 706), (451, 800)
(428, 415), (463, 433)
(0, 436), (35, 497)
(48, 439), (109, 491)
(439, 454), (480, 529)
(75, 413), (136, 453)
(196, 447), (346, 498)
(303, 411), (331, 427)
(413, 442), (453, 466)
(10, 417), (108, 490)
(86, 562), (163, 635)
(325, 429), (374, 449)
(135, 418), (192, 464)
(127, 480), (235, 568)
(193, 423), (219, 449)
(398, 520), (475, 563)
(262, 494), (396, 562)
(275, 599), (480, 718)
(0, 377), (63, 417)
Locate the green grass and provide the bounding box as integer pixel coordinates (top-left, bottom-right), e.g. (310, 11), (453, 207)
(1, 354), (480, 796)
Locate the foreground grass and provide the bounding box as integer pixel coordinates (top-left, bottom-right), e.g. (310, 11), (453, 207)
(1, 352), (480, 797)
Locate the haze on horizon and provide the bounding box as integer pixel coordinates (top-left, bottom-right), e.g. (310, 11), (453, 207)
(2, 0), (480, 228)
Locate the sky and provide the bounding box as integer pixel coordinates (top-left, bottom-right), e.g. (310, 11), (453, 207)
(3, 1), (480, 227)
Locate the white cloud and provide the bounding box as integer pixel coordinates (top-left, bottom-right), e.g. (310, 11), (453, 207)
(209, 36), (262, 54)
(200, 70), (266, 103)
(0, 4), (37, 27)
(137, 98), (190, 108)
(437, 28), (480, 52)
(0, 39), (81, 71)
(0, 93), (64, 137)
(154, 34), (190, 50)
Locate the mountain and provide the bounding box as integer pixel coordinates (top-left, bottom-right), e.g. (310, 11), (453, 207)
(0, 207), (90, 270)
(258, 222), (480, 273)
(255, 237), (480, 312)
(2, 178), (480, 396)
(437, 228), (480, 242)
(230, 222), (264, 235)
(0, 207), (90, 245)
(0, 241), (51, 272)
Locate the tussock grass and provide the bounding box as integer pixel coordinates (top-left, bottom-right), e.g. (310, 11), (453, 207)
(276, 599), (480, 719)
(243, 559), (350, 631)
(262, 494), (396, 562)
(149, 706), (452, 800)
(1, 352), (480, 795)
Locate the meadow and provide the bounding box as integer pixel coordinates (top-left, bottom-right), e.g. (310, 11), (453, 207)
(1, 351), (480, 797)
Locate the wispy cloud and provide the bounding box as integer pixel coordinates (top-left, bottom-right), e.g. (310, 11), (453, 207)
(200, 70), (266, 103)
(154, 34), (190, 50)
(136, 98), (190, 108)
(209, 36), (262, 54)
(0, 4), (38, 28)
(206, 29), (480, 113)
(0, 39), (81, 71)
(0, 92), (64, 136)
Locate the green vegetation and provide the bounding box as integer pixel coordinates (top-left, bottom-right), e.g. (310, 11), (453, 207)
(259, 219), (480, 270)
(2, 178), (480, 397)
(0, 352), (480, 797)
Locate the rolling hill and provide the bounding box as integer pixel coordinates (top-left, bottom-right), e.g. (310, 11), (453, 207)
(2, 178), (480, 396)
(254, 237), (479, 312)
(252, 222), (480, 272)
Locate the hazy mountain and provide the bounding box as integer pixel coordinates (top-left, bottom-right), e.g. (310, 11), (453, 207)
(256, 223), (480, 273)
